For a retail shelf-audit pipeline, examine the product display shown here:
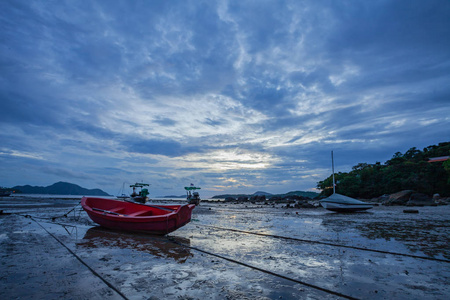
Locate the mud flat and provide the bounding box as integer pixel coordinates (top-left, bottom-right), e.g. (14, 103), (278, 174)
(1, 197), (449, 299)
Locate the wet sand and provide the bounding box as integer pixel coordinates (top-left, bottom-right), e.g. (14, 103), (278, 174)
(1, 197), (449, 299)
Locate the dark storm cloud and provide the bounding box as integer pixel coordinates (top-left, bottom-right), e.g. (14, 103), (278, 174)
(320, 1), (450, 97)
(126, 138), (204, 157)
(0, 91), (61, 128)
(87, 1), (240, 98)
(153, 117), (178, 127)
(237, 77), (295, 114)
(203, 118), (226, 127)
(326, 1), (450, 56)
(70, 121), (120, 140)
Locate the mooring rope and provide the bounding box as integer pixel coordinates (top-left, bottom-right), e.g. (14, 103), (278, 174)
(167, 236), (359, 300)
(198, 224), (450, 263)
(30, 217), (129, 300)
(2, 202), (82, 221)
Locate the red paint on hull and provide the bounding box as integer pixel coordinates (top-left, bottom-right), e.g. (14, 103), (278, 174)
(81, 197), (195, 235)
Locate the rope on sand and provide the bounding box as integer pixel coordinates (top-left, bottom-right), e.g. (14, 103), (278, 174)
(3, 202), (83, 221)
(30, 217), (129, 300)
(198, 224), (450, 263)
(167, 236), (359, 300)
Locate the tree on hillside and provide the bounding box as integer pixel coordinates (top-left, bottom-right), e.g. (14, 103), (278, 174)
(444, 160), (450, 185)
(317, 142), (450, 198)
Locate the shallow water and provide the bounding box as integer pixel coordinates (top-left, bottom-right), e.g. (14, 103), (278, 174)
(1, 198), (449, 299)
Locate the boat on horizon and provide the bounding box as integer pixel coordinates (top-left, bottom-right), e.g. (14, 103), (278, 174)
(81, 197), (196, 235)
(319, 151), (373, 212)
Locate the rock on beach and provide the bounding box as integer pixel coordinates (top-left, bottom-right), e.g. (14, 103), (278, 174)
(380, 190), (446, 207)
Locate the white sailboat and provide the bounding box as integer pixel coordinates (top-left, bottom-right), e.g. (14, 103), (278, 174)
(320, 151), (373, 212)
(116, 182), (129, 199)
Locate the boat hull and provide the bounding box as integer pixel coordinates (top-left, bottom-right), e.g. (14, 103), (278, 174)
(81, 197), (195, 235)
(320, 201), (373, 212)
(320, 193), (373, 212)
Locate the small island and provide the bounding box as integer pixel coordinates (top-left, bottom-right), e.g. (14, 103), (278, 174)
(11, 181), (110, 196)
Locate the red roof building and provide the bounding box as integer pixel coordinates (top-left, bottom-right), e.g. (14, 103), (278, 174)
(428, 156), (450, 162)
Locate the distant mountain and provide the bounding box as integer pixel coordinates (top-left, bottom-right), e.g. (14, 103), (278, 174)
(253, 191), (273, 196)
(12, 181), (110, 196)
(212, 193), (251, 199)
(212, 190), (318, 199)
(211, 191), (273, 198)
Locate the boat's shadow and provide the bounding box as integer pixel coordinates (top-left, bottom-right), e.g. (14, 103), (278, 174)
(323, 211), (374, 215)
(77, 227), (193, 263)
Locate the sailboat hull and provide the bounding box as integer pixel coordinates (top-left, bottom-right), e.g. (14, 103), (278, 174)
(320, 193), (373, 212)
(322, 152), (373, 212)
(320, 201), (373, 212)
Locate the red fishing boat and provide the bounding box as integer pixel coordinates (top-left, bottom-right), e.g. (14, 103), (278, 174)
(81, 197), (195, 235)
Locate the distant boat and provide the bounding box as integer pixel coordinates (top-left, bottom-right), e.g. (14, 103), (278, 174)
(185, 184), (201, 205)
(81, 197), (196, 235)
(116, 182), (129, 199)
(319, 151), (373, 212)
(130, 183), (150, 203)
(0, 188), (11, 197)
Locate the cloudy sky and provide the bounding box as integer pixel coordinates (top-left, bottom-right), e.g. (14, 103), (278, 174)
(1, 0), (449, 197)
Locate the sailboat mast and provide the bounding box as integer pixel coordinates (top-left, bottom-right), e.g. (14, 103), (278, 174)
(331, 150), (336, 194)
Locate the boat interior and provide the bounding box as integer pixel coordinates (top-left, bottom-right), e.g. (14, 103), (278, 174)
(85, 198), (179, 217)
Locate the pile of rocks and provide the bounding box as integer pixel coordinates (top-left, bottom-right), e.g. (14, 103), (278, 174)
(371, 190), (450, 206)
(225, 190), (450, 208)
(224, 194), (319, 208)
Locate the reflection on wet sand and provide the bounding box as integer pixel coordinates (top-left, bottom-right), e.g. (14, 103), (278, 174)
(320, 217), (357, 231)
(356, 220), (450, 259)
(78, 227), (193, 263)
(320, 214), (450, 260)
